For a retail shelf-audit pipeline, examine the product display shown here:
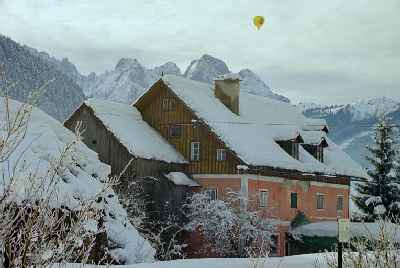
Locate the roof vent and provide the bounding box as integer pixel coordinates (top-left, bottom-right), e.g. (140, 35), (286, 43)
(214, 73), (241, 115)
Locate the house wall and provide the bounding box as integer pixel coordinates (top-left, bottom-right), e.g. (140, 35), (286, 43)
(136, 81), (242, 175)
(192, 174), (349, 257)
(64, 104), (183, 178)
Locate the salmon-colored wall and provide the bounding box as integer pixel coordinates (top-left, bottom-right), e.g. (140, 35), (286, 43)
(191, 175), (350, 257)
(247, 178), (350, 222)
(195, 177), (241, 200)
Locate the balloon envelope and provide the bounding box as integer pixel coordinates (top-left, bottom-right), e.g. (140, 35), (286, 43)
(253, 16), (265, 30)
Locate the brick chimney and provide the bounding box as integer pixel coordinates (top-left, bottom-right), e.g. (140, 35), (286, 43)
(214, 73), (240, 115)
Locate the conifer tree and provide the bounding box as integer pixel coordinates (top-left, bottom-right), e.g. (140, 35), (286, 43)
(354, 120), (400, 221)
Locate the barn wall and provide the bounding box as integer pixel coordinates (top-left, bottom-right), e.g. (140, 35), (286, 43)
(64, 105), (183, 178)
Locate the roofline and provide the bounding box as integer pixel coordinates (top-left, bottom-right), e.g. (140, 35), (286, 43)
(65, 101), (188, 165)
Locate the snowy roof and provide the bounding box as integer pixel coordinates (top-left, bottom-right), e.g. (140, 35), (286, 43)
(165, 172), (200, 187)
(0, 98), (155, 264)
(84, 99), (187, 164)
(290, 221), (400, 242)
(157, 75), (367, 178)
(214, 73), (241, 81)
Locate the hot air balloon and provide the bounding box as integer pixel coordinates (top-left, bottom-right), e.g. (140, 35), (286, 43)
(253, 16), (265, 30)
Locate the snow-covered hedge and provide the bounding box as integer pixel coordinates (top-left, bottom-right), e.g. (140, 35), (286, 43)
(0, 97), (155, 264)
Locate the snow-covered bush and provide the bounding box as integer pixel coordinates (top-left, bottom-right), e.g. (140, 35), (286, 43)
(185, 191), (275, 257)
(323, 219), (400, 268)
(0, 90), (154, 266)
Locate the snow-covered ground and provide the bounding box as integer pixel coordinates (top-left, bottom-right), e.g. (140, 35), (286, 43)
(0, 97), (155, 264)
(53, 254), (330, 268)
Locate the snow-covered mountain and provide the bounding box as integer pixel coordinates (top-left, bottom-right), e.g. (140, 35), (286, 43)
(184, 54), (230, 84)
(299, 97), (400, 168)
(64, 54), (290, 104)
(0, 35), (85, 121)
(183, 55), (290, 103)
(238, 69), (290, 103)
(82, 58), (182, 103)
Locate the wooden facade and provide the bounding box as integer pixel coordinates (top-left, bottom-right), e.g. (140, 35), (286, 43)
(64, 104), (184, 178)
(135, 80), (242, 175)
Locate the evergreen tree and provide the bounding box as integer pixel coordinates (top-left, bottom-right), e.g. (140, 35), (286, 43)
(353, 120), (400, 221)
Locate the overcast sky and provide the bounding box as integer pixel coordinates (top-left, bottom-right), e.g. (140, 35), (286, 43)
(0, 0), (399, 104)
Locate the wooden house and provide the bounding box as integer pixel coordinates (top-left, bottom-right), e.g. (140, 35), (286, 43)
(65, 74), (367, 257)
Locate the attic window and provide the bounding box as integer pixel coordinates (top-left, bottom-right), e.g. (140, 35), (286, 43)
(277, 140), (299, 160)
(191, 142), (200, 161)
(216, 149), (227, 161)
(303, 144), (324, 163)
(169, 125), (182, 138)
(162, 98), (176, 111)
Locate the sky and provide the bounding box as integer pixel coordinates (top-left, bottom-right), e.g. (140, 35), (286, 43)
(0, 0), (399, 104)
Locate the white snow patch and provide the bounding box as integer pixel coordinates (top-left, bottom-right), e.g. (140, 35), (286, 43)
(85, 99), (186, 164)
(165, 172), (200, 187)
(0, 98), (155, 264)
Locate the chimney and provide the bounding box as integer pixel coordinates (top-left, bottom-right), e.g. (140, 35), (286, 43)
(214, 73), (240, 115)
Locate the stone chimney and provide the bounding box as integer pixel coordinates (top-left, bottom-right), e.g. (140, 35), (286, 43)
(214, 73), (240, 115)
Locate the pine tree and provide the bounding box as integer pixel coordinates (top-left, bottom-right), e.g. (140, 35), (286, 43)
(353, 120), (400, 221)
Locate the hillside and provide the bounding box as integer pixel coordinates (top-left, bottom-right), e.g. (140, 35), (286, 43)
(299, 97), (400, 168)
(0, 35), (85, 121)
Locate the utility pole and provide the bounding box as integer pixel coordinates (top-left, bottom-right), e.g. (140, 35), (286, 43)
(338, 218), (350, 268)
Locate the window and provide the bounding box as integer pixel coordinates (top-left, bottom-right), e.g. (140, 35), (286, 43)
(277, 141), (299, 160)
(92, 139), (97, 145)
(216, 149), (227, 161)
(316, 146), (324, 162)
(162, 98), (176, 111)
(204, 188), (217, 201)
(292, 142), (299, 160)
(169, 125), (182, 137)
(290, 192), (298, 209)
(337, 195), (344, 211)
(191, 142), (200, 161)
(259, 190), (269, 208)
(316, 193), (326, 210)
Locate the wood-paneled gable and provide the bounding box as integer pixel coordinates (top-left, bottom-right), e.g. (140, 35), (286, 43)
(136, 80), (242, 174)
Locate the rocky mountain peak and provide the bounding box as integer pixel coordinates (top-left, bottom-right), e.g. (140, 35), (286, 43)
(115, 58), (144, 72)
(184, 54), (230, 84)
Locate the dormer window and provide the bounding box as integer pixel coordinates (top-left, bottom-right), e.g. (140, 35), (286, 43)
(303, 144), (324, 163)
(277, 140), (299, 160)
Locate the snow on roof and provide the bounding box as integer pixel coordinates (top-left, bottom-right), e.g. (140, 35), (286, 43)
(290, 221), (400, 242)
(0, 98), (155, 264)
(214, 73), (241, 81)
(165, 172), (200, 187)
(85, 99), (187, 164)
(160, 75), (366, 178)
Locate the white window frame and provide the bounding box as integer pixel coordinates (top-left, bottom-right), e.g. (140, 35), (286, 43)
(259, 189), (269, 208)
(191, 141), (200, 161)
(216, 149), (227, 161)
(337, 195), (344, 211)
(204, 188), (218, 201)
(316, 193), (326, 210)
